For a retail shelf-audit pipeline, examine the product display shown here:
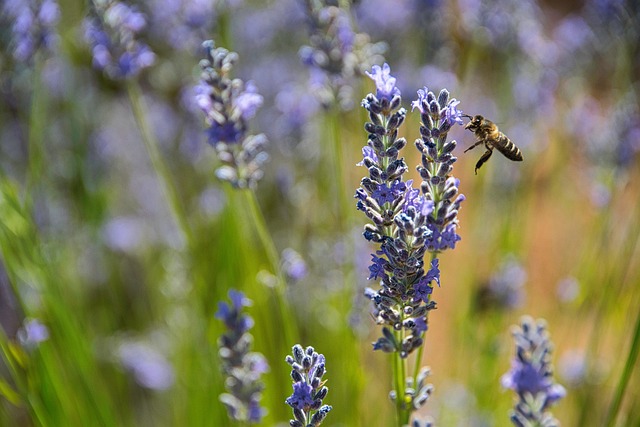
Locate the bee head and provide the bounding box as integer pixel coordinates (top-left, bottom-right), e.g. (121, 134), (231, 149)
(464, 114), (484, 131)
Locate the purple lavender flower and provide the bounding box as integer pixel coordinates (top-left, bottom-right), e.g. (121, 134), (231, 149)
(2, 0), (60, 62)
(281, 248), (308, 282)
(357, 64), (439, 360)
(216, 290), (268, 424)
(117, 340), (175, 391)
(366, 63), (401, 101)
(357, 65), (466, 423)
(17, 318), (49, 348)
(413, 87), (465, 253)
(300, 0), (386, 109)
(148, 0), (216, 51)
(195, 40), (269, 189)
(83, 0), (155, 80)
(502, 316), (565, 426)
(285, 344), (332, 427)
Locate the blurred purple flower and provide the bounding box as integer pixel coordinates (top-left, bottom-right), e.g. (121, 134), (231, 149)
(502, 316), (565, 425)
(216, 289), (268, 424)
(148, 0), (215, 51)
(281, 248), (308, 282)
(2, 0), (60, 62)
(556, 276), (580, 304)
(118, 341), (175, 390)
(195, 40), (269, 188)
(83, 0), (155, 80)
(17, 318), (49, 347)
(300, 0), (386, 109)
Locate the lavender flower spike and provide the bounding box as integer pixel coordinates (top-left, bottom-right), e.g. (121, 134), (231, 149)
(2, 0), (60, 62)
(285, 344), (332, 427)
(357, 64), (438, 359)
(502, 316), (566, 427)
(83, 0), (155, 80)
(413, 87), (466, 253)
(216, 290), (268, 424)
(299, 0), (386, 109)
(195, 40), (269, 189)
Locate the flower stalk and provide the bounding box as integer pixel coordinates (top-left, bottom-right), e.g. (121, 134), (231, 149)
(356, 64), (465, 425)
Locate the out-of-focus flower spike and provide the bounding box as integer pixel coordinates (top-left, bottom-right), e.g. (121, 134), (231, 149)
(216, 290), (268, 424)
(194, 40), (269, 189)
(502, 316), (565, 426)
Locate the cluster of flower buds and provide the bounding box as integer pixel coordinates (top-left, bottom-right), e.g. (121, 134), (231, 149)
(412, 87), (466, 253)
(501, 316), (566, 427)
(83, 0), (155, 80)
(285, 344), (332, 427)
(215, 290), (268, 424)
(299, 0), (386, 109)
(195, 40), (269, 189)
(2, 0), (60, 63)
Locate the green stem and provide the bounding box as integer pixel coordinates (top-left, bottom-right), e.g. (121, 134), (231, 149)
(603, 299), (640, 427)
(329, 106), (349, 232)
(242, 189), (282, 286)
(392, 330), (410, 426)
(241, 188), (296, 346)
(25, 56), (46, 205)
(126, 81), (193, 245)
(392, 349), (403, 426)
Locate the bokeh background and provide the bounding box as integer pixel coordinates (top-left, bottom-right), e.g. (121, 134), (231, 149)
(1, 0), (639, 426)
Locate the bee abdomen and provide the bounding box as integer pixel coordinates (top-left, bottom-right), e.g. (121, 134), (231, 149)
(495, 134), (523, 161)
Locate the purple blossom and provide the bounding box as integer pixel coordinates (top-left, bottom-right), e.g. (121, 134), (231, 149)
(443, 99), (464, 126)
(411, 87), (430, 113)
(3, 0), (60, 62)
(366, 63), (401, 101)
(357, 145), (379, 166)
(282, 248), (308, 282)
(196, 40), (269, 188)
(148, 0), (216, 50)
(118, 341), (175, 391)
(403, 182), (434, 216)
(357, 64), (441, 363)
(17, 318), (49, 347)
(413, 316), (428, 333)
(368, 254), (387, 280)
(83, 0), (155, 80)
(425, 258), (440, 287)
(414, 259), (439, 303)
(372, 181), (403, 205)
(286, 382), (314, 410)
(300, 1), (386, 109)
(216, 289), (268, 424)
(414, 279), (433, 303)
(285, 345), (332, 426)
(215, 290), (254, 333)
(235, 82), (264, 120)
(502, 316), (565, 425)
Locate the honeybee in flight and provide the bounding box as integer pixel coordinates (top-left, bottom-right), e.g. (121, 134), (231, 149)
(462, 114), (523, 174)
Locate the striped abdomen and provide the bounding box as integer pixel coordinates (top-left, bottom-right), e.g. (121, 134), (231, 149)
(492, 133), (523, 161)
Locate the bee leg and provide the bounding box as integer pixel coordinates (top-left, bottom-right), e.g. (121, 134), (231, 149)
(474, 146), (493, 174)
(464, 140), (485, 153)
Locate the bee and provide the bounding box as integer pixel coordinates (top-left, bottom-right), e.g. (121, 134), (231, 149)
(462, 114), (523, 174)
